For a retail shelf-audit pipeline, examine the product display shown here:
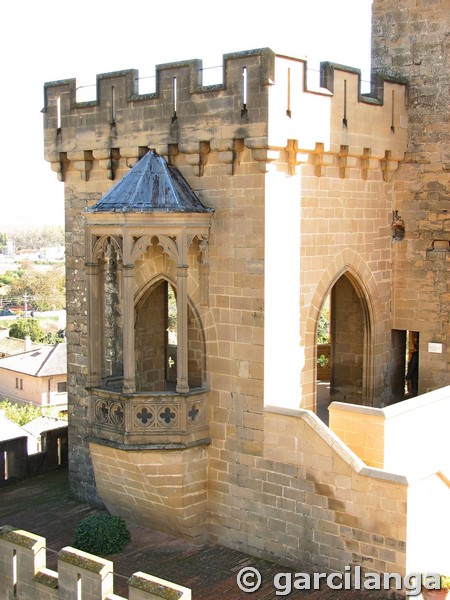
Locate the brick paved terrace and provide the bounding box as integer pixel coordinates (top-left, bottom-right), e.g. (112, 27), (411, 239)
(0, 469), (398, 599)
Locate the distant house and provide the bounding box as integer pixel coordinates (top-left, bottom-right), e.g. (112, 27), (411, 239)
(22, 416), (68, 454)
(0, 413), (30, 482)
(0, 413), (31, 445)
(14, 249), (41, 261)
(0, 343), (67, 413)
(0, 413), (68, 483)
(38, 246), (65, 261)
(0, 335), (41, 358)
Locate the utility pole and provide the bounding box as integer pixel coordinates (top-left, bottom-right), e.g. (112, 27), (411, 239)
(24, 293), (28, 319)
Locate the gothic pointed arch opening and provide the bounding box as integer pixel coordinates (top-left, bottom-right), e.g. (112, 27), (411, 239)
(389, 329), (419, 403)
(330, 271), (373, 405)
(135, 278), (206, 392)
(316, 293), (331, 422)
(103, 239), (123, 383)
(316, 270), (373, 422)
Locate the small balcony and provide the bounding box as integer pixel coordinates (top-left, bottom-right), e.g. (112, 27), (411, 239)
(89, 387), (209, 448)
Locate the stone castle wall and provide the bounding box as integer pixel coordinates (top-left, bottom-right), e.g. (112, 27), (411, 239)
(372, 0), (450, 390)
(44, 48), (407, 501)
(41, 17), (449, 583)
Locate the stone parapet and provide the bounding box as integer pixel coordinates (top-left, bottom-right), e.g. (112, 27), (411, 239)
(329, 385), (450, 476)
(0, 526), (191, 600)
(89, 388), (210, 447)
(42, 48), (407, 181)
(261, 402), (450, 578)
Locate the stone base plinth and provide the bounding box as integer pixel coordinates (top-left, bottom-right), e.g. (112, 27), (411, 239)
(89, 441), (209, 543)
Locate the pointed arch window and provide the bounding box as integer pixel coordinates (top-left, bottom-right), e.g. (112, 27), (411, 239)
(84, 150), (213, 396)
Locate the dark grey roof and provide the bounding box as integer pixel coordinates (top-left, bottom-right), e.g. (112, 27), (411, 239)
(86, 151), (212, 214)
(0, 343), (67, 377)
(22, 416), (67, 437)
(0, 414), (29, 442)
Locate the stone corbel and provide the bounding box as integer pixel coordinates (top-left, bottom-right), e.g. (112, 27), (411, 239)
(210, 139), (234, 172)
(361, 148), (379, 180)
(120, 147), (149, 169)
(93, 148), (120, 181)
(179, 142), (200, 171)
(198, 141), (211, 177)
(180, 141), (211, 177)
(251, 148), (280, 173)
(311, 143), (334, 177)
(286, 140), (308, 175)
(67, 150), (94, 181)
(246, 137), (280, 172)
(49, 152), (68, 182)
(381, 150), (400, 182)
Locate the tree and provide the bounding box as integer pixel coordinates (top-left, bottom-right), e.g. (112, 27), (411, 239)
(0, 232), (7, 254)
(6, 264), (65, 311)
(9, 318), (45, 342)
(317, 296), (330, 344)
(0, 269), (23, 287)
(9, 317), (64, 344)
(0, 400), (42, 426)
(8, 226), (64, 252)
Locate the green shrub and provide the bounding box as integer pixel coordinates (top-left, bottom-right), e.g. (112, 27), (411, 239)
(0, 400), (43, 426)
(73, 514), (131, 556)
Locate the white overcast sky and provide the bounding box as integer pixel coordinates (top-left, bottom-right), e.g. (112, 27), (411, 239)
(0, 0), (372, 230)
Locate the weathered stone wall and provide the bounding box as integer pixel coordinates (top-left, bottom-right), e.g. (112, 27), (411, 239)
(187, 304), (204, 388)
(64, 185), (102, 504)
(204, 402), (414, 577)
(135, 281), (166, 392)
(331, 275), (366, 404)
(42, 43), (435, 583)
(372, 0), (450, 392)
(104, 243), (123, 378)
(89, 441), (209, 542)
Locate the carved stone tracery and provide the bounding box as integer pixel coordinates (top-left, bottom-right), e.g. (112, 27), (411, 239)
(86, 226), (211, 398)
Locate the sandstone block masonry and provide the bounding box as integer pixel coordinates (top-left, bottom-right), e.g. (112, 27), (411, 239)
(41, 1), (449, 585)
(372, 0), (450, 390)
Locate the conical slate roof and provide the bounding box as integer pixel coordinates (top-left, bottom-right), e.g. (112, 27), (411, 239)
(87, 150), (212, 214)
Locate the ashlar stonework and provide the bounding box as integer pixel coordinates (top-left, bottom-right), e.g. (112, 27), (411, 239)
(42, 0), (449, 591)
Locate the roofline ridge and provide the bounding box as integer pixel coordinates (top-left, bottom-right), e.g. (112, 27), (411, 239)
(34, 343), (61, 377)
(121, 149), (154, 212)
(159, 152), (183, 209)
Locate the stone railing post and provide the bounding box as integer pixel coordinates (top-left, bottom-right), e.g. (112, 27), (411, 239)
(0, 527), (46, 600)
(58, 547), (114, 600)
(129, 572), (191, 600)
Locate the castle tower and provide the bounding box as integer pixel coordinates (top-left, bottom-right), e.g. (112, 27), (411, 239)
(372, 0), (450, 392)
(42, 47), (410, 542)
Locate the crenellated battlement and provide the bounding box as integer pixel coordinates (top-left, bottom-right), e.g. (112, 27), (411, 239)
(0, 525), (191, 600)
(43, 47), (408, 181)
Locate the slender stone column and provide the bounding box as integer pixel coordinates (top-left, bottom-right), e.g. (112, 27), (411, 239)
(86, 262), (102, 388)
(122, 264), (136, 393)
(176, 264), (189, 393)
